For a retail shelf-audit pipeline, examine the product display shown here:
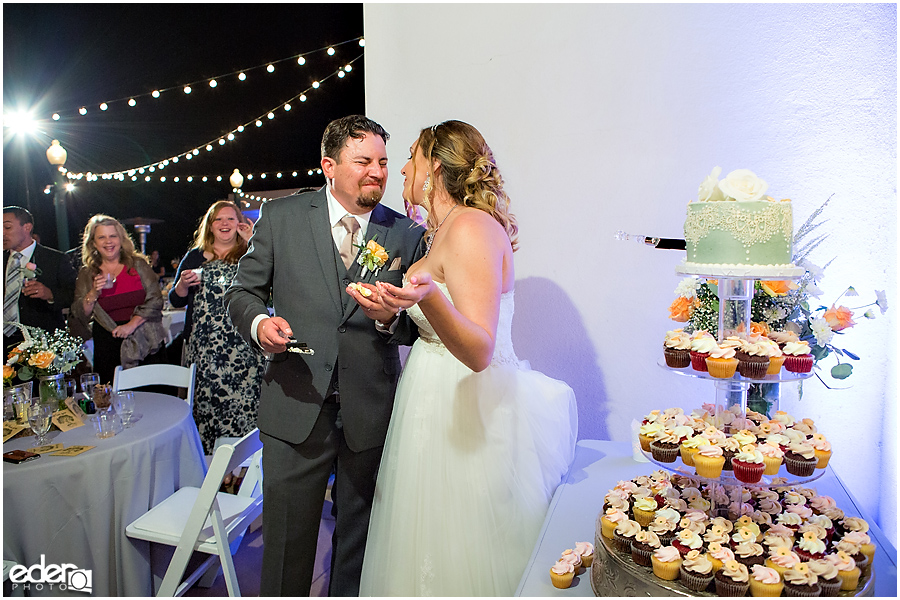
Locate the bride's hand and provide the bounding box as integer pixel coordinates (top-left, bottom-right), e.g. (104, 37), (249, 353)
(376, 272), (435, 312)
(346, 282), (400, 323)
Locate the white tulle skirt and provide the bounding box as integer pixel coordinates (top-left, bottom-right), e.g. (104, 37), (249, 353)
(359, 337), (578, 596)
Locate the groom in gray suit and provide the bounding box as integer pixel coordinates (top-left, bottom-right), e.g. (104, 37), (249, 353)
(225, 115), (424, 596)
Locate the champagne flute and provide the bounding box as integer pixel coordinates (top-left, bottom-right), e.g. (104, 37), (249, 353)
(113, 391), (135, 427)
(27, 402), (53, 445)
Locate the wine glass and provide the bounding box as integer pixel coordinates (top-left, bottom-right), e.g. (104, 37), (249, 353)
(27, 402), (53, 445)
(80, 373), (100, 404)
(113, 391), (135, 427)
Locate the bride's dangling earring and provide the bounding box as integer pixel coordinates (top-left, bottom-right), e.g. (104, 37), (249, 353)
(422, 174), (430, 192)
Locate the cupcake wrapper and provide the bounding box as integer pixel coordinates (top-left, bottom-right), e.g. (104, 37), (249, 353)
(784, 354), (814, 373)
(715, 576), (750, 597)
(630, 541), (653, 567)
(690, 350), (710, 372)
(706, 357), (739, 378)
(749, 579), (785, 597)
(737, 358), (770, 379)
(679, 566), (715, 592)
(649, 441), (680, 463)
(733, 460), (765, 484)
(817, 578), (841, 597)
(815, 449), (832, 469)
(664, 347), (691, 368)
(783, 582), (822, 597)
(613, 532), (633, 554)
(784, 455), (817, 477)
(762, 455), (782, 475)
(680, 445), (697, 467)
(766, 355), (786, 374)
(651, 558), (681, 581)
(693, 454), (725, 478)
(722, 449), (736, 471)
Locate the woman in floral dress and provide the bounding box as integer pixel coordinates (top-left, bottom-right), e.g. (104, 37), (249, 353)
(169, 201), (265, 454)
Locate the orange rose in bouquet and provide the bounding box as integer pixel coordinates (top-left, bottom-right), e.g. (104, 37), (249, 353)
(27, 350), (56, 370)
(823, 305), (856, 331)
(668, 297), (697, 322)
(760, 280), (796, 297)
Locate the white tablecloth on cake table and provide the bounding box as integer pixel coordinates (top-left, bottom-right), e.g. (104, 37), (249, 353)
(515, 440), (897, 597)
(3, 392), (206, 596)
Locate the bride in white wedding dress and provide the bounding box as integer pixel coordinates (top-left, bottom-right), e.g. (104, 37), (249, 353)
(349, 120), (578, 596)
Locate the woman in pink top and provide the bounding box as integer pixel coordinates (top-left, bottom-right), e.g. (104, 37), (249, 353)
(70, 215), (166, 383)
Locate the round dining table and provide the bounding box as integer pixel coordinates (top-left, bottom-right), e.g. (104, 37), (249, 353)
(3, 392), (206, 596)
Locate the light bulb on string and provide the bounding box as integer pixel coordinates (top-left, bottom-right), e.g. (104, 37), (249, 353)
(100, 103), (108, 111)
(219, 139), (225, 145)
(238, 72), (246, 81)
(267, 64), (275, 73)
(227, 133), (235, 140)
(344, 65), (352, 72)
(237, 125), (244, 132)
(152, 90), (160, 98)
(209, 80), (217, 88)
(79, 107), (87, 115)
(128, 99), (136, 107)
(297, 56), (306, 65)
(327, 47), (335, 56)
(300, 94), (307, 102)
(255, 120), (262, 127)
(205, 145), (212, 151)
(267, 112), (274, 120)
(312, 81), (320, 89)
(284, 103), (291, 111)
(52, 113), (60, 120)
(359, 38), (365, 47)
(184, 86), (192, 94)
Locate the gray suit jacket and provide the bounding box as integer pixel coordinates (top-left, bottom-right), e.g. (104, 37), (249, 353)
(225, 187), (424, 451)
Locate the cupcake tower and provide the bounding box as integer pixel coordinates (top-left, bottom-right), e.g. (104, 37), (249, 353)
(639, 406), (832, 485)
(593, 469), (874, 596)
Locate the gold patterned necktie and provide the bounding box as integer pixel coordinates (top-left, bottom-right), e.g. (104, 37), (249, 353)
(338, 215), (360, 270)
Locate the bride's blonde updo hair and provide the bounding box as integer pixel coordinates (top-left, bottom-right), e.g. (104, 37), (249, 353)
(418, 120), (518, 251)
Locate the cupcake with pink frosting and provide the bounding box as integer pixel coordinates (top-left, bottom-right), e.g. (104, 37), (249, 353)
(705, 341), (739, 379)
(650, 545), (682, 581)
(549, 559), (575, 589)
(810, 433), (832, 469)
(575, 541), (594, 568)
(693, 443), (726, 478)
(749, 564), (784, 597)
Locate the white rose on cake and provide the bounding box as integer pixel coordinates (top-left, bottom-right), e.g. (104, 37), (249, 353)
(697, 166), (726, 202)
(717, 169), (769, 202)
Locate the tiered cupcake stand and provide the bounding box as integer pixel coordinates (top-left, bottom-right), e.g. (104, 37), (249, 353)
(591, 274), (875, 596)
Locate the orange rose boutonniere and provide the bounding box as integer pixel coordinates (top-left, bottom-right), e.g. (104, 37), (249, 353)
(354, 236), (389, 277)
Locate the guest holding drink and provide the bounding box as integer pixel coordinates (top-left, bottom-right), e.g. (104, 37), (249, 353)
(169, 200), (263, 454)
(70, 215), (166, 384)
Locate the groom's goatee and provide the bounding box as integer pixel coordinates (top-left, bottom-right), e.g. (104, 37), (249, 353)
(357, 192), (383, 209)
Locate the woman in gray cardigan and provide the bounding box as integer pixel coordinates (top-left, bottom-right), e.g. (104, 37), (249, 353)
(70, 214), (166, 384)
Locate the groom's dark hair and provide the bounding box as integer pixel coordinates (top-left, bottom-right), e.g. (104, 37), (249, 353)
(321, 115), (390, 162)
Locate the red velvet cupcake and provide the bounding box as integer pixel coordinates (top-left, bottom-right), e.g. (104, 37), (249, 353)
(731, 447), (766, 484)
(783, 341), (814, 373)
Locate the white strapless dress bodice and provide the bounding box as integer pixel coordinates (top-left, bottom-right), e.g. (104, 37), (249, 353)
(359, 282), (578, 597)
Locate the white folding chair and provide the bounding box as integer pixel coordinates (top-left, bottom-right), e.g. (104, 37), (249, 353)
(113, 363), (197, 408)
(125, 428), (263, 596)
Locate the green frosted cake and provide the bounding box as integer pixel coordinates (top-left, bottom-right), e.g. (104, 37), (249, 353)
(677, 168), (803, 277)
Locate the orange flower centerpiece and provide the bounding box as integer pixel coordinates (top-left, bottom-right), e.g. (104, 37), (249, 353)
(4, 323), (84, 408)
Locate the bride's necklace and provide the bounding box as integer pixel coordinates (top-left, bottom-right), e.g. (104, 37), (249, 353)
(424, 204), (458, 257)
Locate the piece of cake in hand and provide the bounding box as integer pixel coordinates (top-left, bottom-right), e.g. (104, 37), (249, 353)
(348, 281), (373, 297)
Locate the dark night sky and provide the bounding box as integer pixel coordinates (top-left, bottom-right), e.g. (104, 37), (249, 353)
(3, 3), (365, 268)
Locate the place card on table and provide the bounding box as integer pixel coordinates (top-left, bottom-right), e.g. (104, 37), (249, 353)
(53, 408), (85, 432)
(64, 397), (88, 421)
(49, 445), (95, 457)
(3, 421), (27, 443)
(28, 443), (64, 454)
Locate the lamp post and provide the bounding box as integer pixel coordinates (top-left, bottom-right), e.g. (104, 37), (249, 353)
(229, 169), (244, 205)
(46, 140), (70, 251)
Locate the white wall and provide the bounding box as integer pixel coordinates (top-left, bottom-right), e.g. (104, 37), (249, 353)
(364, 3), (897, 544)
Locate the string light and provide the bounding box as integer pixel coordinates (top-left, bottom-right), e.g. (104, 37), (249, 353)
(45, 37), (363, 120)
(62, 55), (362, 183)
